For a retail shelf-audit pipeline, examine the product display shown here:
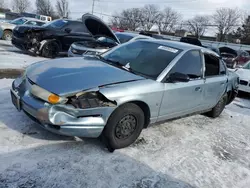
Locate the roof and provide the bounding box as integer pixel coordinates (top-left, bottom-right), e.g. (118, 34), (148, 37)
(141, 39), (219, 57)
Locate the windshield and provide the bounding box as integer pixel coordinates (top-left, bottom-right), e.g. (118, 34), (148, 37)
(100, 41), (182, 79)
(10, 18), (27, 25)
(43, 19), (68, 28)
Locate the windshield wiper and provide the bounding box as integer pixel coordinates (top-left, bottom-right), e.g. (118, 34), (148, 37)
(96, 55), (124, 66)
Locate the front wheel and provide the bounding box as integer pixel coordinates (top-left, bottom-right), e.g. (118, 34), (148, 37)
(2, 30), (12, 41)
(102, 103), (144, 150)
(41, 41), (60, 58)
(205, 93), (227, 118)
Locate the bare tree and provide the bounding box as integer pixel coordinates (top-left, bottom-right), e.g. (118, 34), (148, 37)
(186, 15), (210, 38)
(0, 0), (5, 8)
(12, 0), (30, 13)
(56, 0), (70, 18)
(36, 0), (55, 16)
(212, 8), (241, 41)
(141, 4), (160, 31)
(109, 8), (143, 30)
(155, 7), (181, 33)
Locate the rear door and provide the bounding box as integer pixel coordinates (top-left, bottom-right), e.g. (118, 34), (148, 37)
(203, 52), (228, 109)
(158, 50), (205, 121)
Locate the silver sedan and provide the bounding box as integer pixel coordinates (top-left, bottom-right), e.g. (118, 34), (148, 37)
(11, 39), (239, 151)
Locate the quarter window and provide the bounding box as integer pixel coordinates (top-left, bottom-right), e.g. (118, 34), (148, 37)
(168, 50), (202, 79)
(204, 53), (220, 77)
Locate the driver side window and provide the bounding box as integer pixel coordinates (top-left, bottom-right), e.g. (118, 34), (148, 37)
(168, 50), (202, 80)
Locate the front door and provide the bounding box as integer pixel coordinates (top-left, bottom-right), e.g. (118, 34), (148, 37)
(158, 50), (205, 121)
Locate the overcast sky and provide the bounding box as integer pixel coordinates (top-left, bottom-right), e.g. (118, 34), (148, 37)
(16, 0), (248, 36)
(46, 0), (250, 20)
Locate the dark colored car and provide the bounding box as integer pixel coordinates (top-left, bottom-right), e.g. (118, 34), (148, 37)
(68, 32), (152, 57)
(11, 13), (120, 58)
(180, 37), (202, 46)
(219, 47), (250, 68)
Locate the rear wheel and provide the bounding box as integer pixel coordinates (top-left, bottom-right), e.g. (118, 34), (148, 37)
(41, 41), (60, 58)
(102, 103), (144, 151)
(2, 30), (12, 41)
(205, 93), (227, 118)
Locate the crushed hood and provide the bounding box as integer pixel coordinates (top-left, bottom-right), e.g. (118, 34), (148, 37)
(82, 13), (120, 44)
(27, 56), (144, 96)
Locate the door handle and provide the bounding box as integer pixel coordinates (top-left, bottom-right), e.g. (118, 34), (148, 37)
(220, 82), (225, 85)
(195, 87), (201, 91)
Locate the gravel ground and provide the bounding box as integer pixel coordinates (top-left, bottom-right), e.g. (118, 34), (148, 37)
(0, 78), (250, 188)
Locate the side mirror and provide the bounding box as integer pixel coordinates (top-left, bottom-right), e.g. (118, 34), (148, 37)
(167, 72), (190, 83)
(65, 28), (71, 33)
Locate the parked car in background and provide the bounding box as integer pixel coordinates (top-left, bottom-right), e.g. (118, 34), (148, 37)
(12, 14), (120, 58)
(68, 32), (152, 57)
(235, 60), (250, 93)
(180, 37), (202, 46)
(11, 40), (239, 152)
(0, 17), (45, 40)
(204, 46), (220, 55)
(220, 47), (250, 68)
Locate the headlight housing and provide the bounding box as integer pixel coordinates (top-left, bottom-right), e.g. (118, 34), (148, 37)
(68, 92), (116, 109)
(71, 48), (78, 54)
(31, 85), (68, 104)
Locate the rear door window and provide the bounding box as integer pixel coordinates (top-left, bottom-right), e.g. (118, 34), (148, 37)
(204, 53), (220, 77)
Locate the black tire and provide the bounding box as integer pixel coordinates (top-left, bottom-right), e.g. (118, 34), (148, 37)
(205, 93), (227, 118)
(41, 41), (59, 58)
(2, 30), (12, 41)
(102, 103), (144, 150)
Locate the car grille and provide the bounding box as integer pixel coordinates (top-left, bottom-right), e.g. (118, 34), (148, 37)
(240, 80), (248, 86)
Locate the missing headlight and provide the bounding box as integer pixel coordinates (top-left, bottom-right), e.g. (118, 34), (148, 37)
(69, 92), (116, 109)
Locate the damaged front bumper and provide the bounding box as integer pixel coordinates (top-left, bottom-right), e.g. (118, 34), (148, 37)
(10, 78), (115, 137)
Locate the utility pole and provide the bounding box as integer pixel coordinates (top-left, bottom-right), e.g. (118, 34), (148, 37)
(91, 0), (95, 14)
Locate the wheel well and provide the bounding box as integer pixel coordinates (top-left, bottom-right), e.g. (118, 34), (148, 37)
(3, 29), (12, 33)
(54, 40), (62, 51)
(41, 39), (62, 51)
(130, 101), (151, 128)
(226, 89), (234, 105)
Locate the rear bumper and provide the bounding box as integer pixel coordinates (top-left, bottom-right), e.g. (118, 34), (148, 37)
(11, 78), (115, 137)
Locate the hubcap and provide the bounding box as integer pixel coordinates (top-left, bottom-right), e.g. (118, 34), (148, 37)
(5, 34), (12, 41)
(115, 115), (137, 139)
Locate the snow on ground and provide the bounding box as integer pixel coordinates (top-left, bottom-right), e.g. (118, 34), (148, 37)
(1, 78), (250, 188)
(0, 40), (47, 69)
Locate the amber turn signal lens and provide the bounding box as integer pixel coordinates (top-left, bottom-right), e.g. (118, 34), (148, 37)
(48, 94), (60, 104)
